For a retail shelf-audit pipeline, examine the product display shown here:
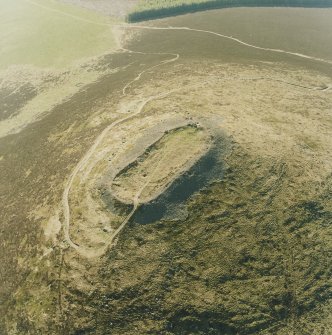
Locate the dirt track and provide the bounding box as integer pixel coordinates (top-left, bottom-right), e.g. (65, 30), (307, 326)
(123, 24), (332, 65)
(61, 50), (181, 256)
(61, 28), (331, 257)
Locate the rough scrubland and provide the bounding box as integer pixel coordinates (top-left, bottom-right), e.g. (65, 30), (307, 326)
(0, 4), (331, 335)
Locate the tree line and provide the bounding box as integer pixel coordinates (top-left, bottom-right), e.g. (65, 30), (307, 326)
(127, 0), (332, 22)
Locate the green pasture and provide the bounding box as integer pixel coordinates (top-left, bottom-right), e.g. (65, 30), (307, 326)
(0, 0), (117, 69)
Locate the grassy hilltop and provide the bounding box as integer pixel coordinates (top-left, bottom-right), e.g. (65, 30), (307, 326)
(128, 0), (332, 21)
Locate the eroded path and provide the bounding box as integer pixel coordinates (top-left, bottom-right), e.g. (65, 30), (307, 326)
(61, 20), (331, 259)
(62, 86), (181, 254)
(22, 0), (332, 65)
(105, 150), (166, 249)
(121, 24), (332, 65)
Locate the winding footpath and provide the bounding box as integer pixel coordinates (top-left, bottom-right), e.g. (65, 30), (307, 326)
(23, 0), (332, 65)
(121, 48), (180, 96)
(62, 78), (181, 253)
(105, 152), (166, 249)
(60, 19), (331, 257)
(123, 25), (332, 65)
(62, 54), (331, 256)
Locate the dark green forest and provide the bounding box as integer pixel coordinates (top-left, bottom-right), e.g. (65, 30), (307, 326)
(128, 0), (332, 22)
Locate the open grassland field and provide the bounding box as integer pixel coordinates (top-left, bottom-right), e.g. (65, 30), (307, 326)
(0, 3), (331, 335)
(57, 0), (139, 18)
(0, 0), (121, 141)
(0, 0), (118, 70)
